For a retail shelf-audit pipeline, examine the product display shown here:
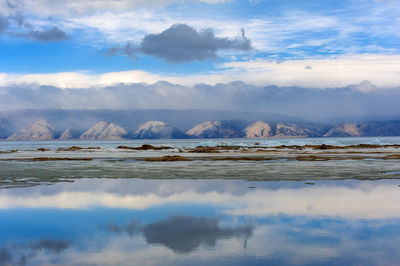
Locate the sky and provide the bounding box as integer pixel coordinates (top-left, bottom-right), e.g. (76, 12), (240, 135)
(0, 0), (399, 117)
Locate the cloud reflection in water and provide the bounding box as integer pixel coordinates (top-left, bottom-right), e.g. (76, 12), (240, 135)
(108, 216), (253, 254)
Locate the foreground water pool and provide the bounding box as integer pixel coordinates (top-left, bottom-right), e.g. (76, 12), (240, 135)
(1, 178), (400, 265)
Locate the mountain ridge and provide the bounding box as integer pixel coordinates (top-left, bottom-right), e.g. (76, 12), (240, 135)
(1, 119), (399, 140)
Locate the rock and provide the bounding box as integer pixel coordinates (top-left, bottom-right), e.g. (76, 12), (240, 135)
(186, 121), (244, 138)
(134, 121), (187, 139)
(245, 121), (273, 138)
(383, 155), (400, 160)
(7, 120), (56, 141)
(37, 148), (50, 152)
(144, 155), (192, 162)
(117, 144), (173, 150)
(80, 121), (127, 140)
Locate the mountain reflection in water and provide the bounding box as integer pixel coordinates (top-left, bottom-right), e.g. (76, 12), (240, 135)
(1, 179), (400, 265)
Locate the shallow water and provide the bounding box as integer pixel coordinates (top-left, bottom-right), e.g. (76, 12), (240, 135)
(0, 137), (400, 187)
(1, 137), (400, 265)
(1, 136), (400, 151)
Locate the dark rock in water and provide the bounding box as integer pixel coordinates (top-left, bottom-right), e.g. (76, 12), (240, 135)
(7, 120), (56, 141)
(80, 121), (127, 140)
(134, 121), (187, 139)
(57, 146), (83, 151)
(295, 155), (331, 161)
(211, 156), (272, 161)
(27, 157), (93, 161)
(144, 155), (192, 161)
(0, 150), (18, 154)
(383, 155), (400, 160)
(57, 146), (102, 151)
(187, 120), (245, 138)
(188, 146), (221, 153)
(37, 148), (50, 152)
(117, 144), (173, 150)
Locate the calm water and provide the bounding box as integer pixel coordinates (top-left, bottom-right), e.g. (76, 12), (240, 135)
(1, 137), (400, 265)
(2, 179), (400, 265)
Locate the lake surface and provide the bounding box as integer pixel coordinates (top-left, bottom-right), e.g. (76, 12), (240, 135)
(1, 137), (400, 265)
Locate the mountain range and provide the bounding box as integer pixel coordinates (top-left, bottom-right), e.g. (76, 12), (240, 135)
(1, 117), (400, 141)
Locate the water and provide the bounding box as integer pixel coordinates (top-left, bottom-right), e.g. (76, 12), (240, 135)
(1, 136), (400, 151)
(1, 179), (400, 265)
(0, 137), (400, 265)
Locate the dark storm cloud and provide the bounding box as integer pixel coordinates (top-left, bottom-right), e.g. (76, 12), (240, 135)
(17, 27), (68, 42)
(107, 24), (252, 63)
(0, 14), (9, 34)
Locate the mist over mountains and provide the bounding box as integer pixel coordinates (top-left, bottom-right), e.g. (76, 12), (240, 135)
(0, 109), (304, 133)
(1, 80), (399, 122)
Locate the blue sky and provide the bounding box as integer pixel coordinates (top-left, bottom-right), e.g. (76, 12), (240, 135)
(0, 0), (399, 112)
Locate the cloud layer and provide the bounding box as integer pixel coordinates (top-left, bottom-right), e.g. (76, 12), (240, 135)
(1, 54), (399, 88)
(0, 80), (399, 121)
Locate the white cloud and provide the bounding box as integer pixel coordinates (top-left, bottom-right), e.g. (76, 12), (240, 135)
(2, 0), (230, 17)
(217, 54), (400, 88)
(1, 54), (399, 88)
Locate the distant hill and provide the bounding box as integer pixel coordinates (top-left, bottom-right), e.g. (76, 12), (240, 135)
(325, 121), (400, 137)
(245, 121), (273, 138)
(0, 109), (306, 134)
(134, 121), (187, 139)
(0, 109), (399, 140)
(80, 121), (128, 140)
(7, 120), (56, 141)
(187, 121), (245, 138)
